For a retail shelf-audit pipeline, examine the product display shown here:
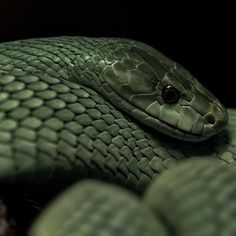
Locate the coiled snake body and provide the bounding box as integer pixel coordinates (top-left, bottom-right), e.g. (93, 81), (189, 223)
(0, 37), (235, 236)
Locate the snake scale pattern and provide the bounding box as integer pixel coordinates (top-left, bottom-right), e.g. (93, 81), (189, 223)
(0, 36), (235, 236)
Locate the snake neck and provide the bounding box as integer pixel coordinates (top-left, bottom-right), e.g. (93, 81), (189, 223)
(0, 36), (128, 77)
(0, 36), (143, 123)
(0, 38), (65, 77)
(0, 36), (131, 105)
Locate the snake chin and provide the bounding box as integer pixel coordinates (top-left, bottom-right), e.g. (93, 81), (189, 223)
(142, 115), (204, 142)
(139, 105), (228, 142)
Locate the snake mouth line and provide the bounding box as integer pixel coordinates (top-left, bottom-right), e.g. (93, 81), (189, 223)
(140, 109), (204, 142)
(117, 95), (204, 142)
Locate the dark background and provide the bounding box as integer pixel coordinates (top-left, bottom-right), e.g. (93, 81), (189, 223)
(0, 0), (234, 107)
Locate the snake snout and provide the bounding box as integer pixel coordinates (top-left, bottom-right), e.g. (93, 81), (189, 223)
(202, 102), (229, 137)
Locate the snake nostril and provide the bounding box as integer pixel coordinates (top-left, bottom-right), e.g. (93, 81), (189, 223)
(206, 115), (216, 125)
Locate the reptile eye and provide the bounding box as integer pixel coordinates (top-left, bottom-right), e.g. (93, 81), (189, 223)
(162, 85), (180, 104)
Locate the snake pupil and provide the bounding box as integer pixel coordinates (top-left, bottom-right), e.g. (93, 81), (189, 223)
(162, 85), (180, 104)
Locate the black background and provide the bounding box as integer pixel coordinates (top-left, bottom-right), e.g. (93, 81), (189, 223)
(0, 0), (234, 107)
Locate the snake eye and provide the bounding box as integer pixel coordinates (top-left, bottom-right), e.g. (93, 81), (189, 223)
(162, 85), (180, 104)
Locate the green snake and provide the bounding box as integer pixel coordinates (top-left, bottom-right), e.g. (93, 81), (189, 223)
(0, 36), (235, 236)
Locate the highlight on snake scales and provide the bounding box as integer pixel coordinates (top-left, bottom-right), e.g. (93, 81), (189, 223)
(0, 36), (235, 236)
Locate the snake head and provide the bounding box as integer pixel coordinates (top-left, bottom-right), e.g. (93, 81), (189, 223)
(100, 40), (228, 142)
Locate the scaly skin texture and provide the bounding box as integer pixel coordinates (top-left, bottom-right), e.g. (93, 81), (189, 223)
(144, 159), (236, 236)
(0, 70), (235, 192)
(0, 37), (235, 235)
(29, 160), (236, 236)
(29, 180), (168, 236)
(0, 37), (228, 142)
